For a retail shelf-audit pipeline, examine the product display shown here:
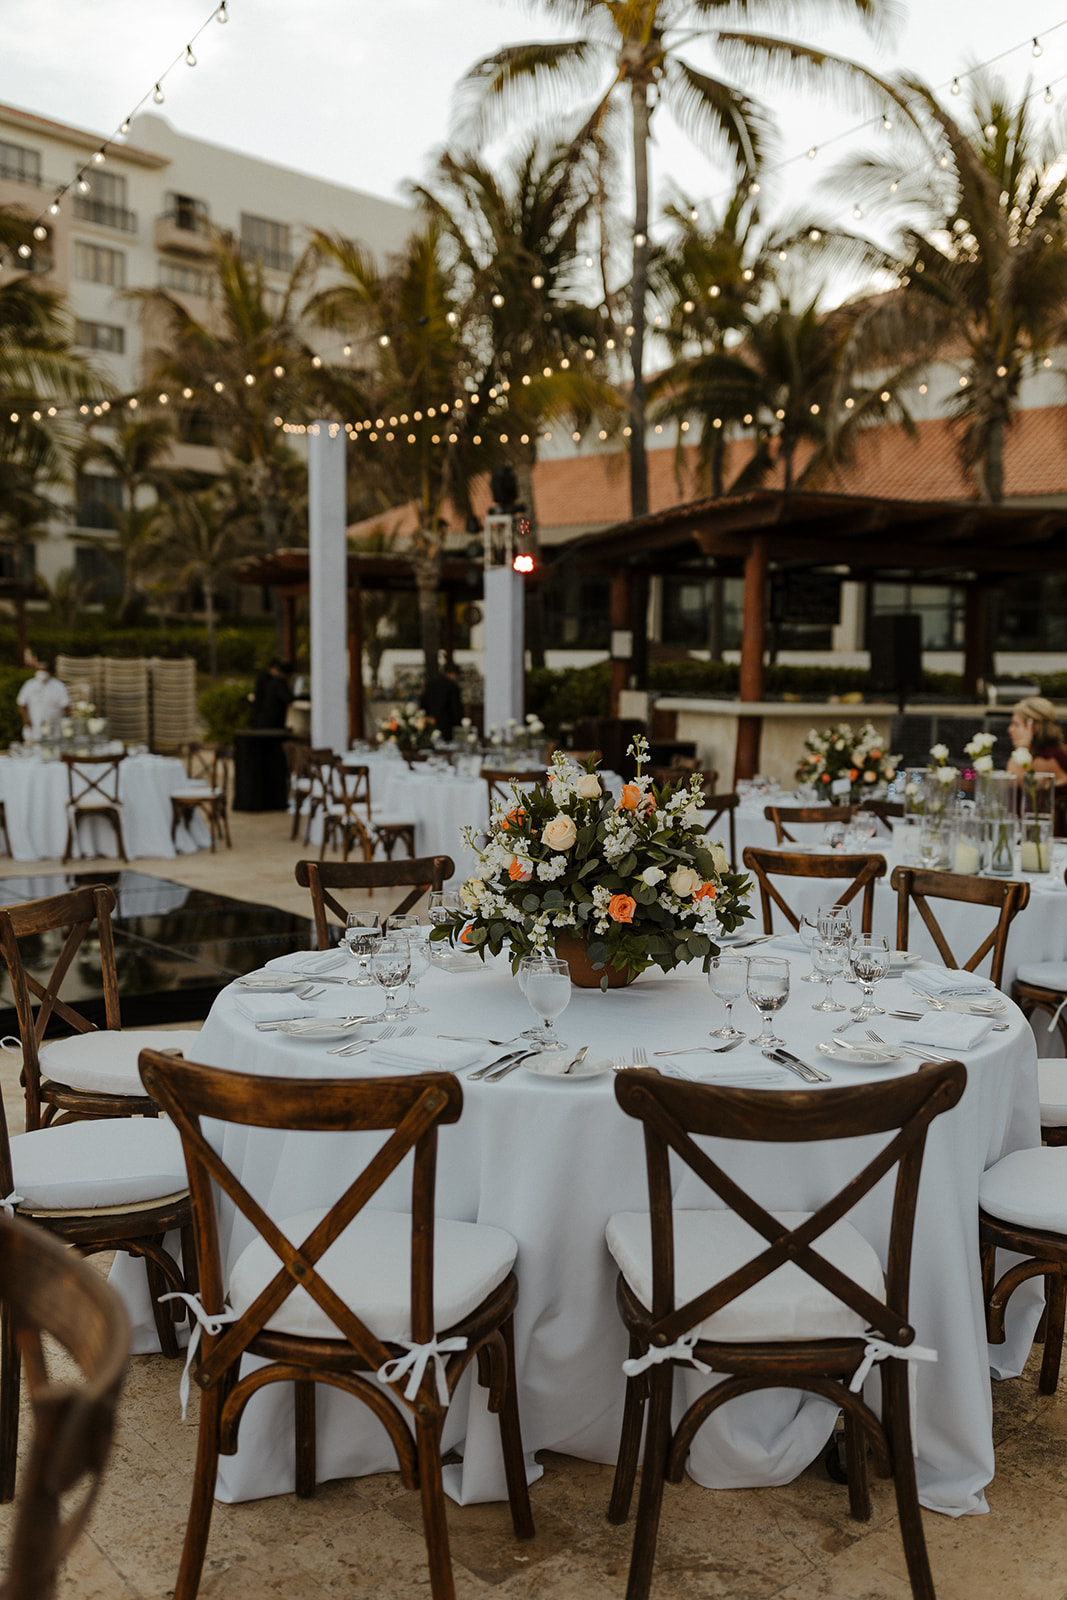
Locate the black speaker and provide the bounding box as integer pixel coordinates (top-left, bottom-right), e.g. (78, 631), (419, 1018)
(868, 614), (923, 700)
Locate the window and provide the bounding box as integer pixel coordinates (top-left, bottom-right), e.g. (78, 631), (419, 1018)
(0, 544), (35, 583)
(73, 241), (125, 287)
(74, 544), (122, 600)
(0, 139), (41, 186)
(164, 191), (209, 233)
(240, 213), (292, 272)
(74, 319), (125, 354)
(73, 170), (136, 233)
(159, 260), (209, 296)
(992, 574), (1067, 652)
(868, 583), (964, 652)
(75, 474), (124, 530)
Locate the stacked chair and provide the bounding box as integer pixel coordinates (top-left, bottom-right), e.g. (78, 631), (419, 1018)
(149, 657), (198, 748)
(102, 658), (150, 746)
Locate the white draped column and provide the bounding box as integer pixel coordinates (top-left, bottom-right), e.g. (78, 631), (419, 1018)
(308, 421), (349, 752)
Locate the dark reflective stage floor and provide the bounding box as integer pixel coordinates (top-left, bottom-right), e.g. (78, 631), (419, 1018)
(0, 870), (314, 1029)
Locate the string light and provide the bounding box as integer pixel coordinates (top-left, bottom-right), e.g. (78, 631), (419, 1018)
(153, 83), (165, 103)
(1033, 36), (1044, 56)
(951, 78), (961, 95)
(185, 45), (197, 66)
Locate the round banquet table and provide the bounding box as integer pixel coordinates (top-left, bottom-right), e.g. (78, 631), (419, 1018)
(115, 944), (1042, 1518)
(0, 752), (210, 860)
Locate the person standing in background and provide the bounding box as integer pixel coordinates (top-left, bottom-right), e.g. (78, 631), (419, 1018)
(17, 657), (70, 738)
(250, 660), (294, 730)
(420, 661), (464, 741)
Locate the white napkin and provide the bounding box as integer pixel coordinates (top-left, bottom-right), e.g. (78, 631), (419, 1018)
(768, 932), (806, 953)
(370, 1038), (482, 1072)
(909, 967), (997, 999)
(233, 993), (316, 1024)
(265, 949), (350, 976)
(693, 1064), (792, 1084)
(900, 1014), (993, 1052)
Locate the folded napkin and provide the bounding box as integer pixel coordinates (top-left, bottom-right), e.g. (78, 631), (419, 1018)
(233, 993), (316, 1024)
(768, 932), (806, 953)
(265, 949), (350, 976)
(692, 1061), (793, 1084)
(908, 967), (996, 999)
(370, 1038), (482, 1072)
(901, 1013), (993, 1052)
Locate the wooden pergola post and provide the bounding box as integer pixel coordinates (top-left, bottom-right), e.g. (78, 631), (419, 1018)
(963, 584), (989, 698)
(609, 569), (632, 717)
(735, 534), (768, 783)
(348, 571), (364, 745)
(280, 592), (297, 666)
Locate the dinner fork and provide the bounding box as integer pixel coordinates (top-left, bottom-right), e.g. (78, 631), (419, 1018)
(611, 1055), (628, 1073)
(327, 1024), (408, 1058)
(632, 1046), (649, 1068)
(438, 1034), (522, 1047)
(866, 1028), (954, 1064)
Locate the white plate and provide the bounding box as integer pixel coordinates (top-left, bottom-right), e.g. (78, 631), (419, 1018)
(274, 1017), (365, 1041)
(715, 931), (768, 948)
(522, 1051), (613, 1080)
(236, 974), (312, 993)
(816, 1042), (900, 1067)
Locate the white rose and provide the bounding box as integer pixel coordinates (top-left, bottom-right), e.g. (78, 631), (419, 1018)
(974, 754), (994, 773)
(669, 866), (701, 898)
(930, 743), (949, 762)
(576, 773), (601, 799)
(935, 765), (957, 785)
(1014, 746), (1033, 769)
(683, 803), (703, 825)
(542, 815), (578, 851)
(641, 866), (666, 886)
(710, 845), (729, 875)
(460, 882), (480, 909)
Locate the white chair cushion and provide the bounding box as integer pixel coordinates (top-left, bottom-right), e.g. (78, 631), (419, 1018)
(980, 1147), (1067, 1232)
(228, 1207), (517, 1342)
(1039, 1062), (1067, 1126)
(70, 797), (121, 811)
(605, 1209), (885, 1343)
(1016, 962), (1067, 991)
(11, 1117), (187, 1211)
(39, 1027), (201, 1097)
(172, 786), (220, 801)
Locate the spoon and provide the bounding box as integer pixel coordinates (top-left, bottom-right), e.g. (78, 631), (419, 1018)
(562, 1045), (589, 1075)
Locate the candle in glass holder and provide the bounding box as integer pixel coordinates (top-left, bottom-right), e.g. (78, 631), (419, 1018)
(1021, 840), (1049, 872)
(953, 840), (981, 875)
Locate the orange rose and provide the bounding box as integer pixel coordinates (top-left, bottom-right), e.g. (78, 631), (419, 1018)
(820, 773), (831, 783)
(849, 768), (859, 781)
(607, 893), (636, 924)
(618, 784), (644, 811)
(504, 806), (526, 830)
(508, 856), (532, 883)
(459, 922), (475, 945)
(693, 881), (717, 902)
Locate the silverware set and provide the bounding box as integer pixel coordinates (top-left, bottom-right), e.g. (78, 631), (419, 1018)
(327, 1024), (416, 1058)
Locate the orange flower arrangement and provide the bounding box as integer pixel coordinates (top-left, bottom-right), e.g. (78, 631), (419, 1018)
(607, 893), (636, 923)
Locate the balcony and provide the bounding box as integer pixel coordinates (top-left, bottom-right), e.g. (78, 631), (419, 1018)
(154, 208), (215, 256)
(72, 196), (137, 235)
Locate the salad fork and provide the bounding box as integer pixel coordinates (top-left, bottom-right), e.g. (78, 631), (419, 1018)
(866, 1028), (954, 1064)
(632, 1046), (649, 1068)
(611, 1055), (628, 1073)
(327, 1023), (406, 1058)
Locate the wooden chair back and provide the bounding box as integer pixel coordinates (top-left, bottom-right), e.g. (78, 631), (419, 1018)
(765, 803), (853, 845)
(295, 857), (456, 948)
(185, 741), (229, 791)
(701, 792), (739, 870)
(889, 866), (1031, 988)
(318, 759), (373, 862)
(0, 1214), (128, 1600)
(483, 769), (547, 805)
(62, 754), (123, 809)
(866, 799), (904, 832)
(0, 885), (122, 1128)
(741, 846), (886, 934)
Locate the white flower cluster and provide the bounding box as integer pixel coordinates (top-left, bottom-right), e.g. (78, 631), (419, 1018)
(964, 730), (997, 774)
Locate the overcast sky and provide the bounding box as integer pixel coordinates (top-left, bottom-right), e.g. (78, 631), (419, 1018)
(4, 0), (1067, 239)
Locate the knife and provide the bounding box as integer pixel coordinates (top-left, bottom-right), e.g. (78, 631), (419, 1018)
(484, 1051), (538, 1082)
(467, 1049), (527, 1081)
(762, 1048), (831, 1083)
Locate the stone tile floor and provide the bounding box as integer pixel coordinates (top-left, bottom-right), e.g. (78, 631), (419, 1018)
(0, 811), (1061, 1599)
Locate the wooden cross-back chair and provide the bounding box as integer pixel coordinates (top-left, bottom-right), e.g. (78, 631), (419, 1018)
(300, 746), (336, 846)
(61, 754), (126, 864)
(170, 743), (232, 853)
(330, 760), (417, 863)
(319, 758), (374, 863)
(866, 799), (905, 832)
(741, 847), (886, 934)
(295, 857), (455, 949)
(0, 1213), (128, 1600)
(701, 792), (739, 870)
(606, 1062), (966, 1600)
(889, 866), (1030, 989)
(283, 738), (312, 841)
(483, 769), (546, 806)
(0, 883), (200, 1128)
(765, 803), (853, 845)
(137, 1048), (534, 1600)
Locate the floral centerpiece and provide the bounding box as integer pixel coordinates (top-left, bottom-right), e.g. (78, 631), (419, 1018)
(431, 736), (753, 987)
(795, 721), (899, 802)
(1012, 746), (1054, 870)
(376, 703), (437, 752)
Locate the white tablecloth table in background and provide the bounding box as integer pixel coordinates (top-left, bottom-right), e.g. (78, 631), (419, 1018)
(114, 950), (1041, 1518)
(0, 753), (210, 860)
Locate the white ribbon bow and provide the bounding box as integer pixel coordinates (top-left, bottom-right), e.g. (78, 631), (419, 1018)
(622, 1332), (711, 1378)
(0, 1037), (22, 1056)
(158, 1291), (239, 1420)
(0, 1192), (23, 1217)
(376, 1336), (468, 1406)
(1048, 994), (1067, 1036)
(849, 1336), (938, 1455)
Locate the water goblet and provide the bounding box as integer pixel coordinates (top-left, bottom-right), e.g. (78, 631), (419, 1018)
(708, 955), (747, 1040)
(823, 821), (845, 850)
(522, 955), (571, 1049)
(919, 828), (943, 870)
(816, 905), (851, 948)
(388, 916), (432, 1014)
(811, 936), (846, 1012)
(798, 914), (823, 983)
(368, 935), (411, 1024)
(746, 956), (790, 1049)
(427, 890), (463, 961)
(852, 808), (878, 841)
(344, 911), (382, 986)
(849, 934), (891, 1019)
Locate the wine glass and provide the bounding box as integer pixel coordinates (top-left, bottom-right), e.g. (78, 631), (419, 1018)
(344, 911), (382, 986)
(849, 934), (891, 1019)
(852, 808), (878, 841)
(708, 955), (747, 1040)
(368, 936), (411, 1024)
(798, 914), (822, 983)
(386, 913), (431, 1014)
(811, 936), (846, 1012)
(919, 828), (942, 870)
(817, 905), (851, 947)
(746, 956), (790, 1048)
(427, 890), (463, 961)
(823, 821), (845, 850)
(516, 957), (550, 1042)
(522, 955), (571, 1049)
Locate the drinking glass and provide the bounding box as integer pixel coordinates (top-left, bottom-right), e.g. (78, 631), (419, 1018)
(849, 934), (891, 1019)
(344, 911), (382, 986)
(919, 828), (943, 870)
(522, 955), (571, 1049)
(388, 916), (431, 1014)
(823, 821), (845, 850)
(746, 956), (790, 1048)
(708, 955), (747, 1040)
(852, 808), (878, 841)
(368, 935), (411, 1023)
(817, 905), (851, 947)
(811, 937), (846, 1012)
(798, 914), (822, 983)
(427, 890), (463, 961)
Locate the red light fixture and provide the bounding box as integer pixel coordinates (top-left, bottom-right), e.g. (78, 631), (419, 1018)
(513, 553), (535, 573)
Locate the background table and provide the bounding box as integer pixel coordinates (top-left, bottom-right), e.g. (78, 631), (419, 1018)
(115, 949), (1042, 1518)
(0, 753), (210, 859)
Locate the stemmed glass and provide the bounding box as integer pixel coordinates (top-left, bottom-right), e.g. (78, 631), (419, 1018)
(521, 955), (571, 1049)
(368, 936), (411, 1024)
(919, 828), (943, 870)
(798, 914), (822, 983)
(708, 955), (747, 1040)
(811, 936), (846, 1012)
(746, 956), (790, 1049)
(344, 911), (382, 986)
(387, 914), (431, 1014)
(849, 934), (891, 1019)
(427, 890), (463, 960)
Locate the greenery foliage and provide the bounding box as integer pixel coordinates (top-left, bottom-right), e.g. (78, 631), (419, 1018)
(0, 666), (34, 747)
(197, 679), (254, 744)
(0, 621), (276, 675)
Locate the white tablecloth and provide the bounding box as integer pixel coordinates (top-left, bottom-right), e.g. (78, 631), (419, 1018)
(0, 754), (210, 860)
(114, 948), (1041, 1517)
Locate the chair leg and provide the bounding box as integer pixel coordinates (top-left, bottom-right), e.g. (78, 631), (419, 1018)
(1040, 1272), (1066, 1394)
(844, 1407), (871, 1521)
(0, 1303), (20, 1503)
(112, 811), (128, 863)
(145, 1254), (180, 1360)
(883, 1362), (935, 1600)
(494, 1316), (535, 1539)
(609, 1339), (648, 1524)
(294, 1379), (317, 1498)
(623, 1364), (673, 1600)
(218, 800), (231, 849)
(414, 1410), (456, 1600)
(173, 1380), (224, 1600)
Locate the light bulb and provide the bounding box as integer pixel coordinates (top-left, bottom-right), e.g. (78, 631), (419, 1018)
(653, 314), (662, 326)
(17, 244), (30, 259)
(775, 409), (785, 420)
(853, 205), (863, 220)
(92, 150), (105, 165)
(634, 233), (646, 247)
(33, 225), (46, 240)
(742, 267), (754, 282)
(778, 249), (788, 260)
(560, 358), (569, 369)
(890, 180), (899, 193)
(808, 229), (821, 242)
(120, 120), (130, 135)
(77, 177), (90, 194)
(951, 78), (960, 95)
(244, 373), (255, 385)
(880, 390), (890, 402)
(531, 274), (544, 288)
(807, 147), (817, 160)
(1045, 86), (1054, 104)
(159, 393), (169, 404)
(342, 344), (350, 356)
(1033, 36), (1043, 56)
(153, 83), (164, 104)
(748, 180), (760, 195)
(213, 380), (224, 392)
(708, 286), (719, 299)
(48, 202), (59, 215)
(311, 355), (322, 368)
(606, 338), (615, 350)
(217, 1), (228, 19)
(683, 299), (694, 312)
(882, 113), (893, 131)
(185, 45), (196, 66)
(810, 403), (819, 415)
(844, 397), (854, 409)
(378, 333), (390, 347)
(690, 207), (698, 221)
(584, 348), (594, 360)
(274, 365), (284, 377)
(585, 255), (594, 267)
(985, 123), (997, 139)
(491, 293), (504, 307)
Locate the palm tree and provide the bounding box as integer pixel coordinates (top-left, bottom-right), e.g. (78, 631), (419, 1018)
(463, 0), (893, 517)
(152, 486), (256, 677)
(828, 71), (1067, 503)
(79, 415), (175, 621)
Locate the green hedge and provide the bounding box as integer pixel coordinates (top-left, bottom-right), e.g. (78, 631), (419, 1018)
(198, 679), (254, 744)
(0, 621), (277, 676)
(0, 666), (35, 748)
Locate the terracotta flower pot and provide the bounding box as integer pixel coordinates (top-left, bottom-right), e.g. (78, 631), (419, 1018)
(554, 933), (639, 989)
